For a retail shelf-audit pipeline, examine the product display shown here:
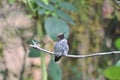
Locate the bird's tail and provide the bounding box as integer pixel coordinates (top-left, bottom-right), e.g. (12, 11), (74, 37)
(54, 56), (62, 62)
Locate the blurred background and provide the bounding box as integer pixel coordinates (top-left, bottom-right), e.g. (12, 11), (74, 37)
(0, 0), (120, 80)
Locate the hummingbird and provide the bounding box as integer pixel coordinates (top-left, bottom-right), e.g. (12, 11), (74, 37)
(54, 33), (69, 62)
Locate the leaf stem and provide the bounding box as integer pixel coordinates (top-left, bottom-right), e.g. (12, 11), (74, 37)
(37, 19), (47, 80)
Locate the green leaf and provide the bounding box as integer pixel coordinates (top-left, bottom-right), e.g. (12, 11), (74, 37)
(45, 17), (70, 41)
(34, 0), (43, 7)
(8, 0), (15, 4)
(29, 48), (40, 57)
(79, 0), (85, 5)
(56, 10), (74, 25)
(48, 59), (62, 80)
(35, 0), (54, 11)
(59, 2), (77, 12)
(0, 70), (4, 75)
(116, 60), (120, 67)
(38, 9), (46, 15)
(104, 66), (120, 80)
(45, 10), (51, 15)
(115, 38), (120, 50)
(50, 0), (59, 3)
(42, 0), (49, 5)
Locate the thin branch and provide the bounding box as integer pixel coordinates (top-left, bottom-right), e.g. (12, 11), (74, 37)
(30, 40), (120, 58)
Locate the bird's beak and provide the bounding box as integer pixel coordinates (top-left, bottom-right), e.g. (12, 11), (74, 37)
(63, 31), (66, 35)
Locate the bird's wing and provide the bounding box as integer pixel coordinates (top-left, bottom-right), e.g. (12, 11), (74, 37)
(54, 42), (64, 56)
(59, 39), (69, 55)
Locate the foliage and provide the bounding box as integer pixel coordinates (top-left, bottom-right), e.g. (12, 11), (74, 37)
(34, 0), (76, 25)
(45, 17), (69, 40)
(0, 70), (4, 75)
(26, 0), (76, 25)
(48, 59), (62, 80)
(104, 60), (120, 80)
(29, 48), (41, 57)
(104, 66), (120, 80)
(115, 38), (120, 50)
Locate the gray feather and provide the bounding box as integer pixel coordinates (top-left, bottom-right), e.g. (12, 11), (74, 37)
(54, 39), (69, 56)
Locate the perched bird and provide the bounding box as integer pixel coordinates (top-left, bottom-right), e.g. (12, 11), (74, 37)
(54, 33), (69, 62)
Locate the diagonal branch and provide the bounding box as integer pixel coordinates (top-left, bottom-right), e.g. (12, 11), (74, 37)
(30, 40), (120, 58)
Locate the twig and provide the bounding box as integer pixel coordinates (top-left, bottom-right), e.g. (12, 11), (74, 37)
(30, 40), (120, 58)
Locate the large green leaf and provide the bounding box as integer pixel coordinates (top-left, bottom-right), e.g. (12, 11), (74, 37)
(45, 17), (69, 41)
(56, 10), (74, 25)
(29, 48), (40, 57)
(115, 38), (120, 50)
(35, 0), (54, 11)
(59, 2), (77, 12)
(48, 59), (62, 80)
(104, 66), (120, 80)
